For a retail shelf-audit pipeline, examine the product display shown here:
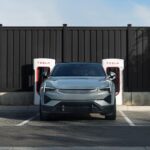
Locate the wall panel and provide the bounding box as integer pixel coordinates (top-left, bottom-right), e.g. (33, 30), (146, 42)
(0, 25), (149, 92)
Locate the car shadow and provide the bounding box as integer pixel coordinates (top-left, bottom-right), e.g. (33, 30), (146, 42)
(38, 113), (105, 121)
(0, 106), (107, 122)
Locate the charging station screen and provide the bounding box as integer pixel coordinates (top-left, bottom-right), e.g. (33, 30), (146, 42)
(36, 67), (50, 93)
(106, 67), (120, 95)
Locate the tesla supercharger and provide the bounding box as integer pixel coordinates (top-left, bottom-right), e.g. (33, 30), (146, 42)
(33, 58), (55, 105)
(102, 59), (124, 105)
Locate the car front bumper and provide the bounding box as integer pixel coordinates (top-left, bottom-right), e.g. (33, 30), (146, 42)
(40, 89), (115, 114)
(41, 100), (115, 115)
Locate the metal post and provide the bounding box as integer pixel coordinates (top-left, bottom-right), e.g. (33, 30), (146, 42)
(0, 24), (2, 90)
(127, 24), (132, 105)
(62, 24), (67, 62)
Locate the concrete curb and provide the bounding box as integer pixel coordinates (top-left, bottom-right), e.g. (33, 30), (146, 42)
(0, 146), (147, 150)
(0, 106), (39, 112)
(117, 105), (150, 111)
(0, 92), (33, 105)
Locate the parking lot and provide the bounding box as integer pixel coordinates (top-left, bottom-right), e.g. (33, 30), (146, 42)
(0, 106), (150, 149)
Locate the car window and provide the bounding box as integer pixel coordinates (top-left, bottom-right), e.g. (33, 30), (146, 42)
(51, 63), (106, 77)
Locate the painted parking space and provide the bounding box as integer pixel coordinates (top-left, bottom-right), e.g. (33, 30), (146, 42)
(0, 111), (128, 127)
(0, 108), (150, 147)
(0, 106), (37, 127)
(123, 111), (150, 126)
(28, 111), (129, 127)
(0, 107), (149, 127)
(0, 111), (37, 126)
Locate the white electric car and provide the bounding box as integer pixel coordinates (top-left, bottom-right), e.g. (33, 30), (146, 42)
(40, 63), (116, 120)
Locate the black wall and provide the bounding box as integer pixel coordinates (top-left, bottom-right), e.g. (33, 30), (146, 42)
(0, 24), (149, 92)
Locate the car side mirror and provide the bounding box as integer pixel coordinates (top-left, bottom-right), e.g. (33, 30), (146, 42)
(108, 72), (116, 80)
(42, 71), (48, 79)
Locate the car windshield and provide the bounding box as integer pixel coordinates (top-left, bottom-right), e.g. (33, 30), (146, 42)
(51, 63), (106, 77)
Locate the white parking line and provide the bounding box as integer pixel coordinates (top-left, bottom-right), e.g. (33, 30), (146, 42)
(16, 113), (39, 126)
(119, 110), (135, 126)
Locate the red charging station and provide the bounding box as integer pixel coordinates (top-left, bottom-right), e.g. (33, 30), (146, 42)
(33, 58), (55, 105)
(102, 59), (124, 105)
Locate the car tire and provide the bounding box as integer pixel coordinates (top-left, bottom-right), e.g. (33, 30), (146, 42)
(40, 111), (49, 121)
(105, 98), (116, 120)
(39, 98), (49, 121)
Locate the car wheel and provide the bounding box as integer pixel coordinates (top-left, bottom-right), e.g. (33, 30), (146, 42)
(40, 111), (49, 121)
(105, 98), (116, 120)
(40, 107), (49, 121)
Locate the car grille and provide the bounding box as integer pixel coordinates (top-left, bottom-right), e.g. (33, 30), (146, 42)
(58, 89), (97, 94)
(54, 102), (100, 113)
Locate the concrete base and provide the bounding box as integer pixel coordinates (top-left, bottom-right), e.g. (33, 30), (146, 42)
(123, 92), (150, 106)
(0, 92), (150, 106)
(0, 92), (33, 105)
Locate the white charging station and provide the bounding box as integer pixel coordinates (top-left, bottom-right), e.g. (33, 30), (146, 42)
(102, 59), (124, 105)
(33, 58), (55, 105)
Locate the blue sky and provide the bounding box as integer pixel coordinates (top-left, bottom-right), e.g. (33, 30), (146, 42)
(0, 0), (150, 26)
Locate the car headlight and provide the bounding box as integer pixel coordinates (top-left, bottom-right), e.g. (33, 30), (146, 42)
(97, 88), (110, 93)
(40, 87), (44, 93)
(44, 95), (51, 103)
(45, 87), (56, 92)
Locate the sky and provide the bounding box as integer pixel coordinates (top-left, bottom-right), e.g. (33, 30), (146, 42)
(0, 0), (150, 26)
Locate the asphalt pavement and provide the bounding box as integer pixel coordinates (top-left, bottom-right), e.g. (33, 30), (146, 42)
(0, 106), (149, 150)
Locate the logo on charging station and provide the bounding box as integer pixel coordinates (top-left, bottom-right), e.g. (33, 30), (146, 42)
(37, 61), (51, 65)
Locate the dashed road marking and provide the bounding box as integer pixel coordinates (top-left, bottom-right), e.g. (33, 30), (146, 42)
(16, 113), (39, 126)
(119, 110), (135, 126)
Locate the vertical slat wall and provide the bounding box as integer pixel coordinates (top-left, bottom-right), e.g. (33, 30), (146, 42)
(63, 28), (127, 62)
(0, 25), (150, 92)
(127, 28), (150, 91)
(0, 27), (62, 91)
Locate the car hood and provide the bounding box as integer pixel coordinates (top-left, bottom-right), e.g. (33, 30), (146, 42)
(45, 77), (110, 89)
